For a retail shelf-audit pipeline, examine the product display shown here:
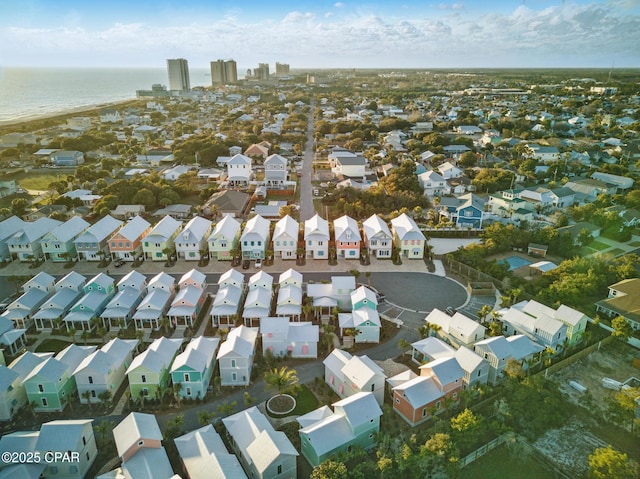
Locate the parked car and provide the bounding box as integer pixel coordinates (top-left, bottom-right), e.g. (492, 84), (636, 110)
(242, 259), (250, 269)
(445, 306), (457, 316)
(255, 258), (262, 269)
(113, 258), (125, 268)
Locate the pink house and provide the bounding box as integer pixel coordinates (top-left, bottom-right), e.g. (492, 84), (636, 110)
(108, 216), (151, 261)
(333, 215), (361, 259)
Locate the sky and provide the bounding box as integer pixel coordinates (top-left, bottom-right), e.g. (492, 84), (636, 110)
(1, 0), (639, 69)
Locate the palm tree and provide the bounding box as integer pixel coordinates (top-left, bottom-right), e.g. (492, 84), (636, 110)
(81, 390), (93, 413)
(173, 382), (183, 406)
(67, 327), (77, 344)
(159, 317), (170, 335)
(198, 410), (216, 426)
(138, 389), (146, 408)
(398, 338), (411, 358)
(477, 305), (493, 325)
(98, 390), (113, 411)
(264, 366), (300, 397)
(80, 329), (91, 346)
(365, 271), (372, 287)
(349, 269), (361, 285)
(216, 400), (237, 418)
(418, 323), (432, 339)
(95, 419), (115, 447)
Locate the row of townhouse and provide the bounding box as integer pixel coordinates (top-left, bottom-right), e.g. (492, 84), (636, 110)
(0, 210), (428, 266)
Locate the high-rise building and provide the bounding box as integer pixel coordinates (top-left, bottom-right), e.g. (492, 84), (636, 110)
(210, 59), (238, 85)
(166, 58), (191, 92)
(275, 62), (290, 76)
(253, 63), (270, 80)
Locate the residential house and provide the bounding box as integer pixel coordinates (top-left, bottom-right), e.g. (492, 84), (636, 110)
(241, 215), (270, 260)
(175, 216), (213, 261)
(0, 216), (26, 262)
(35, 420), (97, 479)
(390, 357), (464, 426)
(362, 214), (392, 259)
(100, 271), (147, 331)
(111, 204), (145, 220)
(133, 272), (175, 331)
(474, 335), (544, 384)
(50, 150), (84, 166)
(334, 215), (361, 259)
(63, 273), (115, 332)
(226, 154), (252, 187)
(243, 275), (272, 327)
(453, 346), (490, 390)
(418, 170), (448, 197)
(210, 269), (244, 327)
(411, 337), (455, 365)
(175, 425), (247, 479)
(23, 344), (95, 412)
(222, 406), (298, 479)
(99, 412), (174, 479)
(425, 309), (486, 349)
(1, 352), (52, 420)
(142, 215), (182, 261)
(390, 213), (426, 259)
(167, 269), (207, 328)
(108, 215), (151, 261)
(74, 215), (122, 261)
(332, 156), (367, 178)
(0, 431), (44, 478)
(7, 217), (62, 262)
(331, 276), (356, 311)
(170, 336), (220, 400)
(438, 193), (485, 229)
(278, 268), (303, 289)
(275, 281), (302, 321)
(591, 171), (634, 190)
(272, 215), (299, 260)
(217, 326), (258, 387)
(126, 337), (182, 401)
(339, 286), (380, 343)
(565, 178), (617, 204)
(0, 180), (16, 198)
(32, 272), (86, 331)
(512, 299), (589, 346)
(298, 392), (382, 467)
(260, 317), (319, 358)
(100, 109), (121, 123)
(1, 272), (56, 330)
(304, 214), (329, 259)
(0, 316), (27, 357)
(557, 222), (602, 245)
(323, 349), (387, 406)
(74, 338), (138, 404)
(39, 216), (89, 262)
(244, 141), (270, 160)
(438, 162), (463, 179)
(499, 305), (567, 351)
(264, 154), (288, 188)
(595, 278), (640, 330)
(208, 215), (241, 261)
(202, 189), (250, 218)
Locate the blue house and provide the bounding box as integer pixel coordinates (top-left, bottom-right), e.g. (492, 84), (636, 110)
(438, 193), (485, 229)
(170, 337), (220, 399)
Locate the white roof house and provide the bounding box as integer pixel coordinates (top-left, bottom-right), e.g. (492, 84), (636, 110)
(114, 215), (151, 242)
(304, 214), (329, 259)
(260, 317), (319, 358)
(333, 215), (361, 243)
(216, 325), (258, 363)
(241, 215), (270, 260)
(362, 214), (392, 258)
(248, 270), (273, 291)
(499, 305), (567, 351)
(210, 285), (243, 327)
(218, 268), (244, 289)
(425, 308), (486, 348)
(222, 406), (298, 479)
(179, 268), (207, 289)
(278, 268), (303, 288)
(174, 425), (247, 479)
(272, 215), (299, 259)
(126, 337), (182, 375)
(76, 215), (122, 244)
(242, 287), (272, 326)
(133, 289), (173, 330)
(147, 272), (175, 292)
(176, 216), (213, 261)
(275, 285), (302, 319)
(411, 337), (456, 365)
(391, 213), (425, 242)
(323, 349), (387, 405)
(143, 214), (181, 245)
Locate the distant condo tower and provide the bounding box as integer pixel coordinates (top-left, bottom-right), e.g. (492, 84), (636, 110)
(210, 59), (238, 85)
(253, 63), (270, 80)
(167, 58), (191, 92)
(275, 62), (290, 76)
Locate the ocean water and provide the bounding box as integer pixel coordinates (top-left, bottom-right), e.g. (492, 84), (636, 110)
(0, 67), (211, 124)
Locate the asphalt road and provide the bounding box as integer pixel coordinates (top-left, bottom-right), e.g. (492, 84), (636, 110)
(298, 99), (315, 222)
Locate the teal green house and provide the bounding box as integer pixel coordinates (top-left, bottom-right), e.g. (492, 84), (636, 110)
(298, 391), (382, 467)
(22, 344), (96, 412)
(170, 337), (220, 399)
(126, 337), (182, 400)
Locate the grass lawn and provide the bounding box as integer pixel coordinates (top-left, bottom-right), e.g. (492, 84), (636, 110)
(267, 385), (319, 418)
(459, 445), (556, 479)
(588, 240), (610, 251)
(35, 338), (71, 353)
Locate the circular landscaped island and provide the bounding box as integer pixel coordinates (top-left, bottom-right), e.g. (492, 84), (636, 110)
(266, 394), (296, 416)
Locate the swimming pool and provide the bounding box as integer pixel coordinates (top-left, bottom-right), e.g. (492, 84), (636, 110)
(501, 256), (532, 271)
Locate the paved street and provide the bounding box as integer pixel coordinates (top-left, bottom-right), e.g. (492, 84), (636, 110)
(299, 99), (315, 221)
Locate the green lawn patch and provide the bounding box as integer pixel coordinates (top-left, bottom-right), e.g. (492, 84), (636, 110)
(588, 240), (610, 251)
(35, 338), (71, 353)
(459, 445), (556, 479)
(267, 385), (319, 418)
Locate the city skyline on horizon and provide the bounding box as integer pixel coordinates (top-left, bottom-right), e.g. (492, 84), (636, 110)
(1, 0), (639, 69)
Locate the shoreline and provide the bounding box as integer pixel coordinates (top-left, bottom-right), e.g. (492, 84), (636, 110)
(0, 98), (144, 133)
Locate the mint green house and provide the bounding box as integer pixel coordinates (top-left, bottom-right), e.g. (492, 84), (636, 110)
(298, 391), (382, 468)
(126, 337), (182, 401)
(40, 216), (90, 262)
(170, 336), (220, 399)
(142, 215), (182, 261)
(208, 215), (241, 261)
(22, 344), (96, 412)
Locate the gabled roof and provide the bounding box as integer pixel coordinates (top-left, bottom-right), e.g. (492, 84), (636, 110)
(277, 285), (302, 306)
(55, 344), (97, 372)
(333, 391), (382, 429)
(304, 214), (329, 239)
(218, 268), (244, 287)
(102, 288), (143, 317)
(145, 215), (182, 241)
(117, 270), (147, 291)
(474, 336), (514, 360)
(506, 335), (545, 359)
(217, 326), (258, 359)
(74, 214), (122, 244)
(341, 354), (386, 387)
(22, 356), (67, 384)
(273, 215), (299, 240)
(227, 153), (252, 165)
(179, 268), (206, 287)
(43, 216), (89, 243)
(241, 215), (270, 240)
(0, 365), (19, 391)
(148, 272), (175, 291)
(208, 215), (241, 241)
(425, 309), (485, 339)
(453, 346), (485, 372)
(36, 419), (93, 452)
(126, 337), (182, 374)
(420, 356), (464, 385)
(177, 216), (212, 243)
(362, 214), (392, 240)
(0, 216), (26, 242)
(7, 217), (62, 244)
(411, 337), (455, 360)
(264, 153), (287, 166)
(134, 290), (172, 317)
(391, 213), (425, 241)
(248, 270), (273, 290)
(85, 272), (115, 292)
(8, 351), (53, 380)
(171, 337), (220, 373)
(24, 272), (56, 292)
(32, 289), (81, 320)
(212, 285), (242, 307)
(333, 215), (361, 242)
(392, 375), (443, 408)
(351, 286), (377, 308)
(278, 268), (302, 287)
(113, 215), (150, 242)
(55, 271), (86, 291)
(113, 412), (163, 458)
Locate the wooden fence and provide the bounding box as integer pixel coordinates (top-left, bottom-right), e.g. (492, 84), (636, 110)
(459, 434), (508, 467)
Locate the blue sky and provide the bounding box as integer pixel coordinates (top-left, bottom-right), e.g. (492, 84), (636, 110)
(1, 0), (639, 68)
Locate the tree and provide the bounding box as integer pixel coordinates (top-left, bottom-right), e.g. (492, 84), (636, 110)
(173, 382), (183, 406)
(10, 198), (29, 217)
(198, 410), (216, 426)
(279, 205), (298, 219)
(95, 419), (115, 447)
(450, 408), (482, 451)
(216, 400), (237, 418)
(398, 338), (411, 358)
(81, 390), (93, 413)
(164, 414), (184, 440)
(98, 390), (113, 410)
(588, 445), (638, 479)
(611, 316), (633, 342)
(310, 460), (348, 479)
(477, 305), (493, 325)
(364, 271), (372, 287)
(264, 366), (299, 397)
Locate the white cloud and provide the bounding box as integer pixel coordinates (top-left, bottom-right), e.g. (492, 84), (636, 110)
(334, 2), (345, 7)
